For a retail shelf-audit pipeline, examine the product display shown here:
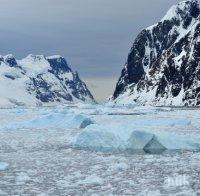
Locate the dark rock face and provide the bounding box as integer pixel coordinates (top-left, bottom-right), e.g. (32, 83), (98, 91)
(113, 0), (200, 106)
(47, 56), (72, 74)
(0, 54), (18, 67)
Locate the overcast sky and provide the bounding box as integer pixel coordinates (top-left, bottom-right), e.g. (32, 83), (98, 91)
(0, 0), (181, 101)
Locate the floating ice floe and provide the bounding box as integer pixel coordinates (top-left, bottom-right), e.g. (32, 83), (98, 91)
(129, 118), (191, 127)
(2, 112), (94, 130)
(109, 162), (129, 172)
(77, 174), (104, 186)
(93, 105), (160, 115)
(74, 124), (200, 153)
(75, 124), (124, 152)
(0, 162), (9, 171)
(15, 172), (31, 185)
(127, 131), (167, 154)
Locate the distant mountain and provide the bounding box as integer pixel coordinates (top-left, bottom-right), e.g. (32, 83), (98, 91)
(0, 54), (94, 107)
(112, 0), (200, 106)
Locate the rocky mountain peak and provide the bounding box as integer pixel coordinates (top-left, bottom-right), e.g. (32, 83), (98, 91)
(113, 0), (200, 106)
(161, 0), (199, 22)
(0, 54), (94, 107)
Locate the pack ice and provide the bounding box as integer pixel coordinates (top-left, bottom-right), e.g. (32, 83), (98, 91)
(0, 162), (9, 171)
(0, 104), (199, 154)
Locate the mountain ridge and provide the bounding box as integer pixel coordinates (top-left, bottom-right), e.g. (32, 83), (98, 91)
(0, 54), (94, 107)
(112, 0), (200, 106)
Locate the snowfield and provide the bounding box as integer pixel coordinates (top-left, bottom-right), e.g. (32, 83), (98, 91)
(0, 104), (200, 195)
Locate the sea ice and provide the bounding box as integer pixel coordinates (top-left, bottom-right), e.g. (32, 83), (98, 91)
(2, 112), (94, 130)
(143, 135), (167, 154)
(129, 118), (191, 127)
(128, 131), (167, 153)
(78, 174), (104, 186)
(74, 125), (200, 153)
(0, 105), (200, 195)
(109, 162), (129, 172)
(15, 172), (30, 185)
(75, 124), (124, 151)
(0, 162), (9, 171)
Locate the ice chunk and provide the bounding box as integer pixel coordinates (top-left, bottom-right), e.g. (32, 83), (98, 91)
(143, 135), (167, 154)
(0, 190), (7, 195)
(0, 162), (9, 171)
(127, 131), (166, 153)
(131, 118), (191, 127)
(109, 162), (129, 172)
(15, 172), (30, 184)
(69, 114), (94, 129)
(79, 118), (94, 128)
(127, 131), (154, 150)
(37, 193), (49, 196)
(75, 125), (200, 153)
(4, 112), (94, 130)
(78, 174), (103, 186)
(74, 125), (124, 152)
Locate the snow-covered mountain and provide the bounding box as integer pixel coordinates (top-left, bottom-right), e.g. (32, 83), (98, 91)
(0, 54), (94, 107)
(112, 0), (200, 106)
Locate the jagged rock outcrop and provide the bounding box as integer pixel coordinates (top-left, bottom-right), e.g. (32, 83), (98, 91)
(0, 54), (94, 107)
(113, 0), (200, 106)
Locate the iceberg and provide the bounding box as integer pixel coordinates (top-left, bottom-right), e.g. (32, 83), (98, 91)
(143, 136), (167, 154)
(74, 126), (200, 153)
(2, 112), (94, 130)
(127, 131), (172, 153)
(74, 125), (124, 152)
